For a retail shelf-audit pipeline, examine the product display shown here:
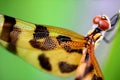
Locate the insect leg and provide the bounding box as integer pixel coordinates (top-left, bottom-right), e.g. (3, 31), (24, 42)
(103, 10), (120, 43)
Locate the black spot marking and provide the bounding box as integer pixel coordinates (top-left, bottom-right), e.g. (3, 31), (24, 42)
(42, 37), (56, 50)
(63, 46), (82, 53)
(56, 35), (82, 54)
(76, 49), (83, 53)
(33, 25), (49, 39)
(0, 15), (16, 42)
(29, 39), (40, 48)
(29, 37), (56, 50)
(56, 35), (72, 44)
(38, 54), (52, 71)
(59, 62), (78, 73)
(7, 28), (21, 53)
(4, 15), (16, 24)
(63, 46), (71, 52)
(0, 15), (20, 54)
(85, 53), (89, 62)
(84, 64), (94, 77)
(75, 64), (94, 80)
(92, 74), (103, 80)
(7, 44), (17, 53)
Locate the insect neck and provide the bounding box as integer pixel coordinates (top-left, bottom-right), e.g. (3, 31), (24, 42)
(85, 27), (103, 46)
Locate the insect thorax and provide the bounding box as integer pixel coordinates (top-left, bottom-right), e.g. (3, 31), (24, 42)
(85, 27), (105, 47)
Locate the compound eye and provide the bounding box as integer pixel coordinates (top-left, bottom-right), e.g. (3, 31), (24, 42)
(93, 16), (101, 24)
(98, 20), (110, 31)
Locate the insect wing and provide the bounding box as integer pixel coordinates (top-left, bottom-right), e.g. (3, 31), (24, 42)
(75, 44), (103, 80)
(0, 14), (87, 77)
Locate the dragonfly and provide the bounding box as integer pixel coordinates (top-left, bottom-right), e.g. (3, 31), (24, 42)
(75, 11), (119, 80)
(0, 11), (119, 80)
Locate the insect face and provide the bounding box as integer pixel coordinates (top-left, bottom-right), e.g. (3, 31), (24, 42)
(93, 15), (111, 31)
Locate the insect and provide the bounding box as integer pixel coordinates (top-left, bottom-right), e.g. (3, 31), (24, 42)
(0, 12), (119, 80)
(75, 12), (119, 80)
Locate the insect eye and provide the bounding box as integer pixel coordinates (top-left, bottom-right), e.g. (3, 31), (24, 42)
(93, 16), (101, 24)
(93, 15), (110, 31)
(98, 20), (110, 31)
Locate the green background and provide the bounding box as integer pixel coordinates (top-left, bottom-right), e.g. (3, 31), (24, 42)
(0, 0), (120, 80)
(103, 16), (120, 80)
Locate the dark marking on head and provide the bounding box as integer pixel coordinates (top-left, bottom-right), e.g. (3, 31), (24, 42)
(101, 16), (107, 20)
(59, 61), (78, 73)
(38, 54), (52, 71)
(56, 35), (72, 44)
(63, 46), (82, 54)
(0, 15), (16, 42)
(92, 27), (102, 36)
(7, 27), (21, 54)
(92, 74), (103, 80)
(85, 53), (89, 62)
(29, 37), (56, 50)
(33, 25), (49, 39)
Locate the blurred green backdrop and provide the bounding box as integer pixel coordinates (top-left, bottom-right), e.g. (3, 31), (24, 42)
(0, 0), (120, 80)
(103, 16), (120, 80)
